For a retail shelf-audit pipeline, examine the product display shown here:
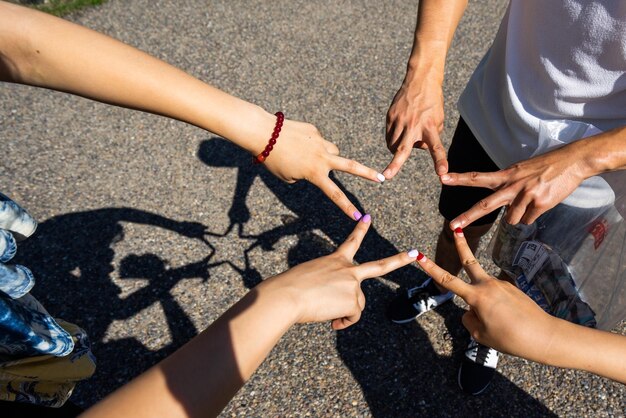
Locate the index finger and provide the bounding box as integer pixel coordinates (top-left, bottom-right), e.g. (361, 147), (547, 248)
(451, 228), (488, 283)
(382, 137), (414, 179)
(331, 156), (385, 184)
(354, 250), (418, 282)
(335, 215), (372, 259)
(440, 170), (504, 189)
(422, 125), (448, 175)
(449, 189), (510, 229)
(315, 176), (362, 220)
(415, 251), (473, 299)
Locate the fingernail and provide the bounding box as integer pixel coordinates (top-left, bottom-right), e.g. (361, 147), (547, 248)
(353, 211), (362, 221)
(383, 169), (392, 178)
(416, 252), (425, 261)
(376, 173), (386, 182)
(361, 213), (371, 223)
(408, 249), (419, 258)
(454, 227), (464, 236)
(440, 174), (450, 181)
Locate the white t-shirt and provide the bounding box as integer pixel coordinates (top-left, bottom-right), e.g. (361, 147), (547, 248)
(458, 0), (626, 170)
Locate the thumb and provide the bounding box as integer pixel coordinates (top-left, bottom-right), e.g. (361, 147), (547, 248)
(461, 309), (482, 339)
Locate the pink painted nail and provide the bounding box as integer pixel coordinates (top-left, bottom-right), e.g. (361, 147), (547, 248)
(361, 214), (371, 223)
(353, 211), (362, 221)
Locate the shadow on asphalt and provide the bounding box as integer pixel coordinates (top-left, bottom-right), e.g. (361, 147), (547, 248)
(14, 137), (554, 416)
(16, 208), (214, 401)
(198, 137), (556, 417)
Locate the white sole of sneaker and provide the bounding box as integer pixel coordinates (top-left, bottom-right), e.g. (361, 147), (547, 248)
(390, 309), (431, 324)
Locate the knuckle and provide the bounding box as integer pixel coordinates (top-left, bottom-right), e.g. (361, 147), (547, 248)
(470, 171), (480, 182)
(463, 257), (479, 267)
(478, 199), (490, 210)
(431, 142), (444, 153)
(376, 258), (388, 267)
(396, 144), (410, 154)
(438, 271), (455, 287)
(347, 159), (358, 171)
(330, 190), (343, 202)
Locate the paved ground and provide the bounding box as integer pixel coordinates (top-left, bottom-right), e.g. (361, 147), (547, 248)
(2, 0), (625, 416)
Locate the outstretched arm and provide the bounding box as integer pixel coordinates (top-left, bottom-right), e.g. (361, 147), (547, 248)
(384, 0), (467, 179)
(81, 218), (418, 417)
(0, 1), (384, 220)
(415, 227), (626, 384)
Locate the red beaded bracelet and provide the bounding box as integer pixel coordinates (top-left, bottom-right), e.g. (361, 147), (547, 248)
(253, 112), (284, 164)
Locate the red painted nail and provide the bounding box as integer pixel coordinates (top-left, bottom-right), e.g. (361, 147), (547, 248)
(454, 227), (463, 235)
(416, 252), (425, 261)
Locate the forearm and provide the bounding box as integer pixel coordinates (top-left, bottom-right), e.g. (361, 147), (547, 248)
(0, 2), (273, 153)
(545, 318), (626, 384)
(82, 282), (297, 418)
(405, 0), (468, 83)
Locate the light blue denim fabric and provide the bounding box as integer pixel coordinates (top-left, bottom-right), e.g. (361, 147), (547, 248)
(0, 193), (74, 358)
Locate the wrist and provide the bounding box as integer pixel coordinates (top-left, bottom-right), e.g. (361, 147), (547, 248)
(404, 59), (444, 90)
(220, 102), (277, 155)
(576, 127), (626, 176)
(406, 41), (446, 83)
(254, 275), (301, 327)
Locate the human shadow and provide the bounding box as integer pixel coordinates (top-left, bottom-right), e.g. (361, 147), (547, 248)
(14, 208), (215, 403)
(198, 137), (556, 416)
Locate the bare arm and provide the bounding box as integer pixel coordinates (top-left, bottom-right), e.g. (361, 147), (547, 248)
(416, 227), (626, 384)
(81, 219), (418, 417)
(0, 1), (385, 220)
(384, 0), (468, 179)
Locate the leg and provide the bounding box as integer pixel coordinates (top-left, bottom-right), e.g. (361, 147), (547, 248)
(434, 117), (502, 291)
(387, 118), (500, 322)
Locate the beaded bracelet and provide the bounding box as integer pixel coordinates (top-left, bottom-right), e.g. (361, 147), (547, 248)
(253, 112), (284, 164)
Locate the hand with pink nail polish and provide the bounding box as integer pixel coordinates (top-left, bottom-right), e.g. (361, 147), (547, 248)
(84, 217), (420, 418)
(266, 214), (415, 328)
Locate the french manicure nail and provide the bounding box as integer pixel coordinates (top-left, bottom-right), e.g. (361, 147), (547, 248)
(416, 252), (425, 261)
(454, 227), (464, 236)
(361, 214), (371, 223)
(376, 173), (386, 182)
(408, 249), (419, 258)
(353, 211), (362, 221)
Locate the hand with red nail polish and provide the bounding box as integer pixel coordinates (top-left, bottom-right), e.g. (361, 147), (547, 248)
(444, 140), (594, 228)
(413, 227), (626, 385)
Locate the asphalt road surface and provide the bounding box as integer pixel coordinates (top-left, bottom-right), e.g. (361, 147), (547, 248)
(1, 0), (625, 416)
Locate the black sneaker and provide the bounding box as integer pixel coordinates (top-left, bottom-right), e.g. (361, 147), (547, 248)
(458, 338), (499, 395)
(386, 278), (454, 323)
